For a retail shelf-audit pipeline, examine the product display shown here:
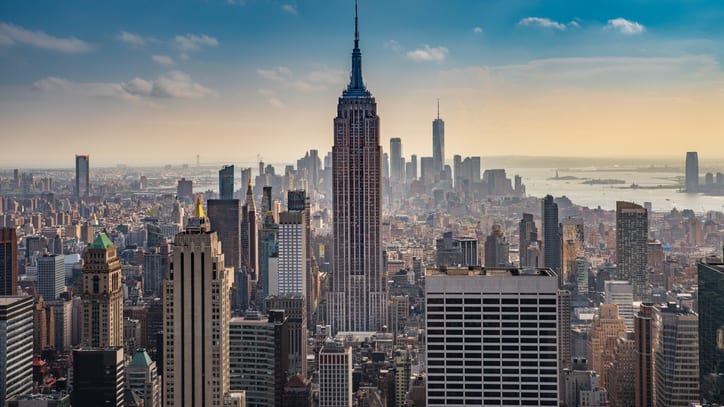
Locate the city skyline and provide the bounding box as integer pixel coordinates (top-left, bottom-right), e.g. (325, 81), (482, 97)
(3, 0), (724, 166)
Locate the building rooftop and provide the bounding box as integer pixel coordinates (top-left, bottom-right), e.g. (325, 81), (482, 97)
(90, 232), (114, 249)
(0, 296), (31, 306)
(129, 349), (153, 367)
(426, 266), (557, 278)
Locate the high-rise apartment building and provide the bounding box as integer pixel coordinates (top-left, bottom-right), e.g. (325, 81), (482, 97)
(229, 311), (289, 407)
(278, 211), (306, 296)
(319, 339), (353, 407)
(559, 290), (572, 372)
(616, 201), (648, 301)
(37, 254), (64, 301)
(432, 101), (445, 173)
(72, 348), (124, 407)
(425, 267), (559, 406)
(652, 303), (699, 407)
(75, 154), (90, 199)
(607, 336), (636, 407)
(699, 261), (724, 404)
(329, 3), (387, 333)
(635, 303), (654, 407)
(685, 151), (699, 192)
(561, 218), (584, 284)
(541, 195), (561, 275)
(219, 164), (235, 200)
(81, 232), (123, 347)
(0, 296), (33, 402)
(163, 197), (234, 407)
(0, 228), (18, 295)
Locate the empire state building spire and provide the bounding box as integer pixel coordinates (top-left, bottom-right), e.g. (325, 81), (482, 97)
(344, 0), (369, 97)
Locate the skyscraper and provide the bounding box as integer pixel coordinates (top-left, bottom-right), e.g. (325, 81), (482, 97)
(685, 151), (699, 192)
(635, 303), (654, 407)
(287, 190), (317, 323)
(0, 296), (33, 402)
(518, 213), (538, 269)
(698, 261), (724, 403)
(81, 232), (123, 347)
(652, 303), (699, 407)
(389, 137), (403, 183)
(75, 154), (90, 199)
(432, 100), (444, 173)
(219, 164), (235, 200)
(319, 339), (353, 407)
(616, 201), (648, 301)
(542, 195), (561, 275)
(329, 2), (387, 333)
(425, 267), (559, 406)
(0, 227), (18, 295)
(163, 196), (234, 406)
(561, 217), (584, 284)
(207, 199), (242, 272)
(588, 304), (626, 389)
(37, 254), (64, 301)
(604, 280), (634, 331)
(242, 180), (258, 282)
(72, 348), (125, 407)
(126, 349), (162, 407)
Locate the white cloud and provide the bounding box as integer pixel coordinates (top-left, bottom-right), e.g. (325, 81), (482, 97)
(174, 33), (219, 51)
(179, 52), (190, 61)
(517, 17), (579, 31)
(118, 31), (147, 47)
(33, 70), (215, 101)
(384, 40), (401, 52)
(473, 27), (483, 34)
(257, 88), (275, 96)
(281, 4), (297, 15)
(256, 66), (345, 93)
(268, 97), (284, 108)
(606, 18), (645, 35)
(257, 66), (293, 82)
(0, 22), (92, 53)
(152, 55), (174, 66)
(406, 45), (448, 62)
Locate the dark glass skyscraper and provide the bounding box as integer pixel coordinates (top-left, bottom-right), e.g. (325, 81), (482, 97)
(699, 261), (724, 403)
(685, 151), (699, 192)
(616, 201), (648, 301)
(390, 137), (403, 183)
(329, 2), (387, 333)
(541, 195), (561, 274)
(75, 154), (89, 199)
(219, 164), (235, 200)
(0, 228), (18, 295)
(432, 101), (444, 173)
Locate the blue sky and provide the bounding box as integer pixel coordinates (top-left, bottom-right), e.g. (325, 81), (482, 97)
(2, 0), (724, 167)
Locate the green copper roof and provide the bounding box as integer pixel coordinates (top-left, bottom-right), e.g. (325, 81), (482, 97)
(90, 232), (114, 249)
(129, 349), (153, 367)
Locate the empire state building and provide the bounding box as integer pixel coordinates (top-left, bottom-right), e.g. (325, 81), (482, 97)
(329, 1), (387, 333)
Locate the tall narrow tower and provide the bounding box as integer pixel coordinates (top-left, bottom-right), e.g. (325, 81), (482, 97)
(163, 196), (234, 406)
(81, 232), (123, 347)
(616, 201), (648, 301)
(685, 151), (699, 192)
(432, 100), (445, 174)
(329, 1), (387, 333)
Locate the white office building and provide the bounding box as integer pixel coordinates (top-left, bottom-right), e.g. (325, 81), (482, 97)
(278, 211), (306, 296)
(604, 280), (635, 331)
(425, 267), (559, 406)
(38, 254), (64, 301)
(319, 339), (353, 407)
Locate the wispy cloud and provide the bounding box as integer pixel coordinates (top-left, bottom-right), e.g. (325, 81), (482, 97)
(268, 97), (284, 108)
(406, 45), (448, 62)
(174, 33), (218, 51)
(517, 17), (579, 31)
(473, 27), (483, 34)
(33, 70), (215, 102)
(256, 66), (345, 92)
(384, 40), (401, 52)
(0, 22), (92, 53)
(152, 55), (174, 66)
(281, 4), (297, 15)
(606, 18), (645, 35)
(117, 31), (148, 47)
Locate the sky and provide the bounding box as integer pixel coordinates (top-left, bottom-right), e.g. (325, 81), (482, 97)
(2, 0), (724, 167)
